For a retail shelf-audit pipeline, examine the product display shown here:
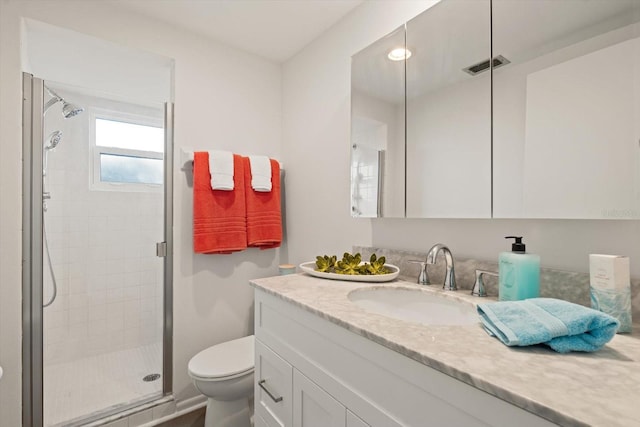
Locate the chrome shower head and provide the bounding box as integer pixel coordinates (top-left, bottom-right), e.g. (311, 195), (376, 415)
(44, 87), (84, 118)
(62, 101), (84, 118)
(45, 131), (63, 150)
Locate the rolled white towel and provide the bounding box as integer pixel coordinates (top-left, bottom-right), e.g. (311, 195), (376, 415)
(249, 155), (272, 192)
(208, 150), (234, 190)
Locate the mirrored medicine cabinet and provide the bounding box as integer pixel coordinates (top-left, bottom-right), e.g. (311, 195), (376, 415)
(351, 0), (640, 219)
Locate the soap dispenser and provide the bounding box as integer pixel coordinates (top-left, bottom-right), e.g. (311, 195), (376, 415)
(498, 236), (540, 301)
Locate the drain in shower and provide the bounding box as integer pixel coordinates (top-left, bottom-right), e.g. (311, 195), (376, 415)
(143, 373), (161, 382)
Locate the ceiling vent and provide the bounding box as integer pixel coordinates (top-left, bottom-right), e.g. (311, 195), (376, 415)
(463, 55), (510, 76)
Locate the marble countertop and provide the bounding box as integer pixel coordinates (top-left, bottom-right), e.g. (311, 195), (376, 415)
(250, 273), (640, 427)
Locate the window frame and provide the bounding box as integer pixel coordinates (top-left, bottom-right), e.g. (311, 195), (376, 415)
(90, 107), (164, 192)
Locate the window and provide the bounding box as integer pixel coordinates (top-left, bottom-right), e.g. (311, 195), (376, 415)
(92, 110), (164, 191)
(100, 153), (163, 185)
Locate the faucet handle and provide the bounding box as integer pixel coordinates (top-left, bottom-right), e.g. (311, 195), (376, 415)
(472, 270), (498, 297)
(408, 260), (430, 285)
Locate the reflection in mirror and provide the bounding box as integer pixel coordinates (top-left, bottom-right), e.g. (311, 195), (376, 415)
(405, 0), (492, 218)
(493, 0), (640, 219)
(351, 26), (406, 218)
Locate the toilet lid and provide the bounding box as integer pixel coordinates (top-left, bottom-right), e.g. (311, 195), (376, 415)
(188, 335), (254, 379)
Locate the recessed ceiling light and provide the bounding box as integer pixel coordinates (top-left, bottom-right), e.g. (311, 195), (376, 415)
(387, 47), (412, 61)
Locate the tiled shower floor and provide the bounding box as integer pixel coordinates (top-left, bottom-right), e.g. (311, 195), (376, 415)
(44, 343), (163, 426)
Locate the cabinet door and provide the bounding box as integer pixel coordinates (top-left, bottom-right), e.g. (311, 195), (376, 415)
(346, 410), (370, 427)
(492, 0), (640, 219)
(293, 369), (345, 427)
(405, 0), (492, 218)
(256, 340), (293, 427)
(254, 413), (270, 427)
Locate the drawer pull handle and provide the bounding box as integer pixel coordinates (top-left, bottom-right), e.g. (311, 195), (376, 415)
(258, 379), (283, 403)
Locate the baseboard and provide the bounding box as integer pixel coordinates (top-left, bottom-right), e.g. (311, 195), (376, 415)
(153, 407), (206, 427)
(139, 396), (207, 427)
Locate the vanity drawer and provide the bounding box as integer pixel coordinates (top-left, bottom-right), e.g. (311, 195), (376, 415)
(255, 339), (292, 427)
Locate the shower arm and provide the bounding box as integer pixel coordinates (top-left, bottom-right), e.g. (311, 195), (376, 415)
(43, 95), (62, 114)
(43, 87), (65, 114)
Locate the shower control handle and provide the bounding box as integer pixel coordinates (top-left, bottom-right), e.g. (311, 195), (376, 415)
(258, 379), (283, 403)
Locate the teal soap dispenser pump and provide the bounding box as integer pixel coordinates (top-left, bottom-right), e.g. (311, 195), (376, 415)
(498, 236), (540, 301)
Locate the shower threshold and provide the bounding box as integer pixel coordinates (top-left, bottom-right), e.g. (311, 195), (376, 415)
(52, 393), (167, 427)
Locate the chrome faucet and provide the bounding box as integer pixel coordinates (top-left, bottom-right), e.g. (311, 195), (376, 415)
(426, 243), (457, 291)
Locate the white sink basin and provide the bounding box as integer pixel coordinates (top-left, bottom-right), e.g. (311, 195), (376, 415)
(348, 287), (479, 326)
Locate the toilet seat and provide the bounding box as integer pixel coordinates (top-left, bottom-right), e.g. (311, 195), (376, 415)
(188, 335), (254, 381)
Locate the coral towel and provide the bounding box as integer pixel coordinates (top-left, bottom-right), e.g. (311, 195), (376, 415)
(244, 157), (282, 249)
(193, 152), (247, 254)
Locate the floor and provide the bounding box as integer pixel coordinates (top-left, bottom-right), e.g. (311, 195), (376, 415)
(157, 408), (206, 427)
(44, 343), (163, 426)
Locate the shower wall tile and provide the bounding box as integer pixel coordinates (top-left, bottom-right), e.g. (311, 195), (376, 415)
(69, 277), (87, 294)
(87, 304), (107, 324)
(125, 308), (141, 326)
(109, 333), (125, 350)
(69, 307), (88, 324)
(44, 310), (68, 330)
(69, 294), (88, 308)
(51, 295), (69, 312)
(141, 298), (155, 313)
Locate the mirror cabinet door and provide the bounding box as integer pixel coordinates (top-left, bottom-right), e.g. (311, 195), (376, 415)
(405, 0), (492, 218)
(351, 26), (406, 218)
(493, 0), (640, 219)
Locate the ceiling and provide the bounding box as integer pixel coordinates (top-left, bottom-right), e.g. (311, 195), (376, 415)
(112, 0), (364, 63)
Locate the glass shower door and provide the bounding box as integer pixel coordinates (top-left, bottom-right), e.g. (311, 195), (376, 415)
(23, 74), (173, 427)
(41, 82), (167, 426)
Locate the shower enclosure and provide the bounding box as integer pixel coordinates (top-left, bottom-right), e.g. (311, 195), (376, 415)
(23, 73), (174, 427)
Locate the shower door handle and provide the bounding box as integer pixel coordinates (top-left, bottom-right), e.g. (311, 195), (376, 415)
(156, 242), (167, 257)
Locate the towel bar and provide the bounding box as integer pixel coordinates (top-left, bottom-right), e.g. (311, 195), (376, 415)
(180, 149), (283, 169)
(180, 149), (284, 189)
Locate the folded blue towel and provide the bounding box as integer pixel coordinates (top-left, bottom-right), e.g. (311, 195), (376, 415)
(477, 298), (620, 353)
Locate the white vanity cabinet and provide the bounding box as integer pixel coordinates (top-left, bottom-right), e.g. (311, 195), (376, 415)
(254, 288), (556, 427)
(255, 335), (371, 427)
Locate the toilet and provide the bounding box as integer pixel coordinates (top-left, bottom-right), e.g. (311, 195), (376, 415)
(188, 335), (255, 427)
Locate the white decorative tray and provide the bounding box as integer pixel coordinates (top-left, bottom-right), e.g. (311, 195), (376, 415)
(299, 262), (400, 283)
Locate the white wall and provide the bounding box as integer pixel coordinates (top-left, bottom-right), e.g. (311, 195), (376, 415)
(0, 1), (281, 425)
(282, 0), (438, 265)
(22, 18), (172, 106)
(283, 0), (640, 279)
